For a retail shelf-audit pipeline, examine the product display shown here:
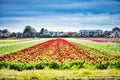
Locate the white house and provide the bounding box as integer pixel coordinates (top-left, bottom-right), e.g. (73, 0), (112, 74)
(0, 29), (11, 37)
(46, 31), (66, 37)
(110, 27), (120, 37)
(79, 30), (103, 37)
(59, 32), (66, 36)
(43, 29), (51, 36)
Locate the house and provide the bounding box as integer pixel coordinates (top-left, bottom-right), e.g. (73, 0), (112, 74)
(43, 29), (51, 36)
(59, 32), (66, 36)
(42, 29), (66, 37)
(16, 32), (23, 38)
(79, 30), (103, 37)
(0, 29), (11, 38)
(110, 27), (120, 37)
(49, 31), (57, 36)
(104, 31), (112, 38)
(54, 32), (60, 36)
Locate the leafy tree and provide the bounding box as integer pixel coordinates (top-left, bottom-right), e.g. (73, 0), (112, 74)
(40, 28), (44, 35)
(23, 26), (32, 33)
(67, 32), (73, 37)
(10, 32), (16, 37)
(23, 26), (37, 38)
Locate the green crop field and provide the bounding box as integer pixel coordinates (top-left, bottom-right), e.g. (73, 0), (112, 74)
(69, 38), (120, 56)
(0, 38), (50, 56)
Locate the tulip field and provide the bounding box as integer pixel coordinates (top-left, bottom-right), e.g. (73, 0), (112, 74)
(0, 38), (120, 64)
(0, 38), (120, 80)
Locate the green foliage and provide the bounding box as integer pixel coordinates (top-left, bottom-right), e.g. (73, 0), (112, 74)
(0, 62), (9, 69)
(96, 61), (120, 69)
(71, 61), (84, 69)
(35, 62), (48, 69)
(0, 61), (119, 71)
(9, 63), (25, 71)
(109, 61), (120, 69)
(83, 63), (96, 70)
(23, 26), (37, 38)
(40, 28), (44, 35)
(25, 64), (34, 70)
(96, 62), (109, 69)
(62, 61), (84, 69)
(62, 62), (71, 69)
(49, 62), (60, 69)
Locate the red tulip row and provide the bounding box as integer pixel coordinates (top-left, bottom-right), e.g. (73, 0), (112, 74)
(0, 38), (119, 64)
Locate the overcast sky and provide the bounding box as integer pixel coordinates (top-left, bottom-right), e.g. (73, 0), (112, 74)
(0, 0), (120, 32)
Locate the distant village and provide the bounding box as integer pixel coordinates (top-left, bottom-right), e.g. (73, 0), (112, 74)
(0, 26), (120, 38)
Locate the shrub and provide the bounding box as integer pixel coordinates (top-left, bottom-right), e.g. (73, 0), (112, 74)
(35, 62), (48, 69)
(62, 62), (71, 69)
(25, 64), (34, 70)
(0, 62), (9, 69)
(96, 61), (120, 69)
(109, 61), (120, 69)
(96, 62), (109, 69)
(62, 61), (84, 69)
(83, 63), (96, 70)
(71, 61), (84, 69)
(9, 63), (25, 71)
(49, 62), (60, 69)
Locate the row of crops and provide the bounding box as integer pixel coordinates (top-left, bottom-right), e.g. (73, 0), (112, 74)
(72, 38), (120, 56)
(0, 39), (50, 56)
(0, 61), (120, 71)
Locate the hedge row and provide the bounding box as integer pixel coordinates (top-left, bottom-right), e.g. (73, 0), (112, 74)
(96, 61), (120, 69)
(0, 61), (120, 71)
(0, 61), (60, 71)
